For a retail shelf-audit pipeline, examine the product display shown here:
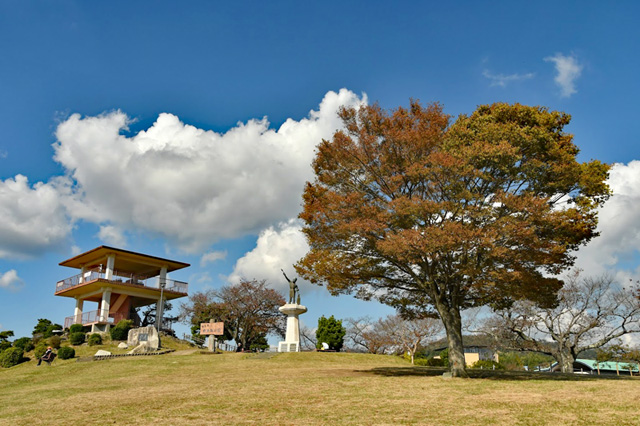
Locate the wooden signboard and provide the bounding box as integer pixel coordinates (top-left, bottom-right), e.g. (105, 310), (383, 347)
(200, 321), (224, 336)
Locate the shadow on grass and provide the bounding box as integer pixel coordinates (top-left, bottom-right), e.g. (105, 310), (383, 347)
(359, 366), (638, 381)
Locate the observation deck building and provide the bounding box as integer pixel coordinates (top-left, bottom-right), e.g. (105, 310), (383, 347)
(55, 246), (190, 333)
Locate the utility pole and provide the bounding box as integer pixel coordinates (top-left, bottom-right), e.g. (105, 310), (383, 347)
(157, 277), (165, 346)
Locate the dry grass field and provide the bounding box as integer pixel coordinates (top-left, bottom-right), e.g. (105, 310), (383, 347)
(1, 349), (639, 425)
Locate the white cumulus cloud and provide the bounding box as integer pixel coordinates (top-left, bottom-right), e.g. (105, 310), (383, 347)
(0, 175), (72, 259)
(229, 219), (310, 294)
(574, 161), (640, 278)
(52, 89), (366, 253)
(200, 250), (227, 267)
(97, 225), (127, 247)
(544, 53), (583, 98)
(0, 269), (25, 291)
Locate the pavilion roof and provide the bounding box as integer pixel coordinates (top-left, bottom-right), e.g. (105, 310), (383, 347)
(59, 246), (190, 277)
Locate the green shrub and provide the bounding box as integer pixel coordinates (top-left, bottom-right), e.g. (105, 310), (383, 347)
(110, 327), (128, 341)
(413, 357), (430, 366)
(34, 344), (48, 359)
(470, 359), (505, 370)
(0, 330), (14, 352)
(423, 356), (445, 367)
(88, 333), (102, 346)
(316, 315), (346, 351)
(45, 324), (62, 338)
(48, 335), (62, 349)
(13, 337), (35, 352)
(109, 319), (133, 341)
(439, 348), (449, 367)
(69, 332), (85, 345)
(69, 324), (84, 334)
(57, 346), (75, 360)
(0, 347), (24, 368)
(413, 356), (444, 367)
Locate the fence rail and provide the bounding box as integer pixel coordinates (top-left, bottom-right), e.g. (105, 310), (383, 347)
(56, 269), (188, 294)
(64, 310), (125, 329)
(181, 333), (238, 352)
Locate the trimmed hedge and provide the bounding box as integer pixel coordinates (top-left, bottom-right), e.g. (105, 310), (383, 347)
(57, 346), (75, 360)
(0, 347), (24, 368)
(69, 324), (84, 334)
(109, 319), (133, 341)
(34, 344), (48, 359)
(423, 357), (445, 367)
(413, 357), (445, 367)
(69, 332), (85, 345)
(88, 333), (102, 346)
(48, 335), (62, 349)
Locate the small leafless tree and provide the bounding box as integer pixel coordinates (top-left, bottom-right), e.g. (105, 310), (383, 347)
(299, 324), (317, 351)
(381, 315), (444, 364)
(483, 272), (640, 373)
(345, 316), (393, 354)
(345, 315), (443, 362)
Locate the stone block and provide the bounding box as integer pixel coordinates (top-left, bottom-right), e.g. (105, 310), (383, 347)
(127, 326), (159, 350)
(118, 342), (128, 349)
(95, 350), (112, 356)
(128, 344), (152, 354)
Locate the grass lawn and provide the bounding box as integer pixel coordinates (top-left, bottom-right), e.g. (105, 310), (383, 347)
(1, 349), (639, 425)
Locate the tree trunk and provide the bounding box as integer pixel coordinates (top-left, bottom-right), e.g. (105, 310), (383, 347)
(438, 307), (468, 378)
(558, 350), (575, 374)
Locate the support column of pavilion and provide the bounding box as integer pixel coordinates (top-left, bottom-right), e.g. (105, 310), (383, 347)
(96, 254), (116, 325)
(74, 297), (84, 324)
(73, 265), (87, 324)
(99, 287), (112, 323)
(155, 266), (168, 336)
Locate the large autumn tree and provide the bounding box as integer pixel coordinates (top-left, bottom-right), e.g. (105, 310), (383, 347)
(296, 101), (610, 377)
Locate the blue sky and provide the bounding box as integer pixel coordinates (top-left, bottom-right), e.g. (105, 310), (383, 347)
(1, 1), (639, 343)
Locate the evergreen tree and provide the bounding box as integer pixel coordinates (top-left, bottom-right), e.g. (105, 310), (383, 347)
(316, 315), (346, 351)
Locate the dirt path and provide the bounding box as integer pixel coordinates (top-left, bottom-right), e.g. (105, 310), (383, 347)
(168, 349), (199, 356)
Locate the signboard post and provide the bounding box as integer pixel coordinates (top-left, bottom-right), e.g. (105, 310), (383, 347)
(200, 320), (224, 352)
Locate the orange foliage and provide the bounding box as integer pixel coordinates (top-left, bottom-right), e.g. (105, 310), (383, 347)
(296, 100), (611, 376)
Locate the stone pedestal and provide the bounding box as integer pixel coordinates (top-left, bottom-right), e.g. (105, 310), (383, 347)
(278, 303), (307, 352)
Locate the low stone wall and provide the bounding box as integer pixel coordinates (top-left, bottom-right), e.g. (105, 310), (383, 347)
(76, 349), (175, 362)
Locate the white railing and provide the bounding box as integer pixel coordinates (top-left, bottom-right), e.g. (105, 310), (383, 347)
(56, 269), (188, 294)
(63, 310), (126, 329)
